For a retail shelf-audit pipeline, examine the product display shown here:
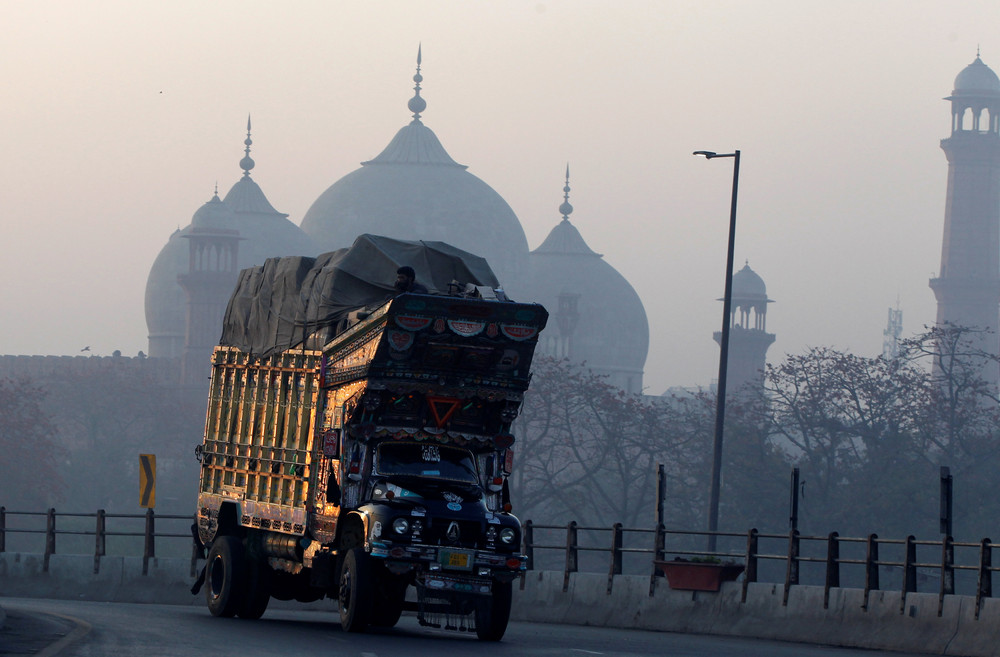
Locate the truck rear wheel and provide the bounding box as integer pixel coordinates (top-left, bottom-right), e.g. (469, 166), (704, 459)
(237, 557), (272, 620)
(205, 536), (245, 617)
(339, 548), (373, 632)
(475, 580), (512, 641)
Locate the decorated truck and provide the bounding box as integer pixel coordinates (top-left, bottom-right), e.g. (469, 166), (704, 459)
(191, 235), (547, 640)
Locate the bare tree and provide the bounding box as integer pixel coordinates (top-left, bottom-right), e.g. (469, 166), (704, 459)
(0, 377), (63, 509)
(512, 357), (707, 528)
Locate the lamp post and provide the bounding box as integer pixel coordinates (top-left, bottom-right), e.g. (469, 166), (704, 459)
(693, 149), (741, 553)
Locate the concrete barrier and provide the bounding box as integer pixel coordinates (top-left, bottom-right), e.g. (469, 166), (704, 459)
(510, 571), (1000, 656)
(3, 552), (1000, 655)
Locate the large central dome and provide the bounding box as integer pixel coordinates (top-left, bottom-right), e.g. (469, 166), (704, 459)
(299, 51), (529, 292)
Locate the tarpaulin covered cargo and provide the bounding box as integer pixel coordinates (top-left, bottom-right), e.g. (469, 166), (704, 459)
(219, 234), (500, 357)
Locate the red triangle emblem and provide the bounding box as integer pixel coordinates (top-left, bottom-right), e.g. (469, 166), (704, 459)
(427, 396), (462, 428)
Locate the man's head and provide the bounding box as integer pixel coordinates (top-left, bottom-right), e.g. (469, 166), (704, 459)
(395, 266), (416, 292)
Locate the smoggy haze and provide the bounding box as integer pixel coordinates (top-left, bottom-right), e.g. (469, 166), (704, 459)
(0, 1), (993, 394)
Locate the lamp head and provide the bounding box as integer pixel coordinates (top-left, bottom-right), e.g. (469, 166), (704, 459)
(693, 150), (717, 158)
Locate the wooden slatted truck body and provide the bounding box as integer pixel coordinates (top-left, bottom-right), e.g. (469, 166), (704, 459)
(193, 291), (547, 640)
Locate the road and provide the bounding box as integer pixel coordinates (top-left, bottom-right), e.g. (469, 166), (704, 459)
(1, 598), (930, 657)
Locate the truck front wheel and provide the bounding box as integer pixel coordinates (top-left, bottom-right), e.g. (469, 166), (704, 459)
(475, 580), (512, 641)
(205, 536), (245, 617)
(370, 570), (406, 628)
(339, 548), (373, 632)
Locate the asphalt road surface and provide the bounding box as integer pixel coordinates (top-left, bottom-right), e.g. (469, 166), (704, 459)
(0, 598), (930, 657)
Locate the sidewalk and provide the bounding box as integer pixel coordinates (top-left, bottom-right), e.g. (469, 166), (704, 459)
(0, 603), (85, 655)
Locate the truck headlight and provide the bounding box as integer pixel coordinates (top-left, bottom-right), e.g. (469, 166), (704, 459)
(392, 517), (410, 535)
(499, 528), (516, 544)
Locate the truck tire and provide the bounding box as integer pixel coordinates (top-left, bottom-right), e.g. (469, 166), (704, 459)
(370, 572), (406, 628)
(475, 580), (512, 641)
(205, 535), (245, 617)
(237, 557), (272, 620)
(339, 548), (374, 632)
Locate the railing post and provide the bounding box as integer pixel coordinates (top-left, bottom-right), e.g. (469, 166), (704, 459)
(938, 535), (954, 617)
(607, 523), (623, 594)
(976, 538), (992, 620)
(0, 506), (6, 553)
(521, 520), (533, 591)
(782, 528), (799, 606)
(563, 521), (577, 593)
(649, 522), (665, 597)
(901, 534), (917, 614)
(862, 533), (879, 610)
(94, 509), (106, 574)
(44, 508), (56, 572)
(143, 508), (155, 576)
(824, 531), (840, 609)
(742, 528), (758, 603)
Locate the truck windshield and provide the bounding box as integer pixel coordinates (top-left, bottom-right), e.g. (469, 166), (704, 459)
(375, 442), (479, 484)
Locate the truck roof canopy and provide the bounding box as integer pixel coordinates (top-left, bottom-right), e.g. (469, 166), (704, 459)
(219, 234), (500, 357)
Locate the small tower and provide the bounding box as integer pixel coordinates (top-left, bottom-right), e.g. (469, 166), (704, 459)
(929, 53), (1000, 383)
(882, 305), (903, 360)
(713, 262), (775, 395)
(177, 192), (240, 386)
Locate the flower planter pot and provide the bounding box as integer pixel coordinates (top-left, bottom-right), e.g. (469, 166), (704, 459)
(654, 560), (745, 592)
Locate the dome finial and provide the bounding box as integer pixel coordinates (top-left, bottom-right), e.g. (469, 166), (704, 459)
(559, 163), (574, 221)
(239, 113), (256, 178)
(407, 44), (427, 122)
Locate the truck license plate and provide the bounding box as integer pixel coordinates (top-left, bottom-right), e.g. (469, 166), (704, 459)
(439, 548), (473, 571)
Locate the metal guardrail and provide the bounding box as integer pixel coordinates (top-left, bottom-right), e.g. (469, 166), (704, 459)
(0, 507), (201, 577)
(522, 521), (999, 619)
(3, 507), (996, 619)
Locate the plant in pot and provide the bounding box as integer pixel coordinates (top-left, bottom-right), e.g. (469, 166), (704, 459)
(653, 556), (744, 592)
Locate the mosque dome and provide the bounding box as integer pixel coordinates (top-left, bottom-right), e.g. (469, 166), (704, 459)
(528, 169), (649, 394)
(953, 55), (1000, 94)
(299, 49), (529, 292)
(144, 119), (316, 358)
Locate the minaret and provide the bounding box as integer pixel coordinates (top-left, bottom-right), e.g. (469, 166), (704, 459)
(929, 53), (1000, 383)
(177, 119), (249, 386)
(178, 190), (240, 386)
(713, 262), (775, 395)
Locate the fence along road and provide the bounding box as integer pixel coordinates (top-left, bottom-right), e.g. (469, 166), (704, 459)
(3, 507), (1000, 655)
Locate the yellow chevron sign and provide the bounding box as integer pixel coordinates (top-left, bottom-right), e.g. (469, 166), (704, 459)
(139, 454), (156, 508)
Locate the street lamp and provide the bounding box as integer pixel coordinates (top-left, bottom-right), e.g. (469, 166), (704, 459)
(693, 149), (741, 553)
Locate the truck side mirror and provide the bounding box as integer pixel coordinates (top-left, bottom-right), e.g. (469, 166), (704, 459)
(501, 478), (512, 513)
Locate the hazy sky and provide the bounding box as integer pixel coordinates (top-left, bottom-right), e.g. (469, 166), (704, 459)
(1, 1), (997, 394)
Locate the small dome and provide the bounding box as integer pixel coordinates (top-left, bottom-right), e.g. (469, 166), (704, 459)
(191, 193), (237, 230)
(954, 56), (1000, 94)
(732, 262), (768, 300)
(530, 218), (648, 392)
